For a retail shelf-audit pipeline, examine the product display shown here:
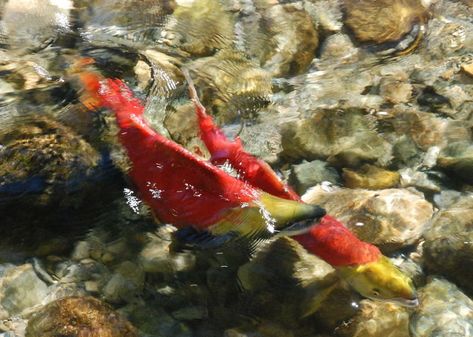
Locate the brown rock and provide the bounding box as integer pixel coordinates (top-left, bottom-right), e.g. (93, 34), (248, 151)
(344, 0), (429, 45)
(26, 296), (137, 337)
(343, 164), (400, 189)
(335, 300), (410, 337)
(461, 62), (473, 77)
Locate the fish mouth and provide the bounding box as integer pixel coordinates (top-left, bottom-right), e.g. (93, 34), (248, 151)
(385, 297), (419, 308)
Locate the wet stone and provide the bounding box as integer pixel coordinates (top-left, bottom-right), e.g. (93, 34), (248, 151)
(103, 261), (145, 304)
(237, 237), (338, 323)
(187, 50), (272, 122)
(379, 79), (413, 104)
(139, 226), (196, 274)
(335, 300), (411, 337)
(26, 296), (137, 337)
(302, 186), (434, 252)
(1, 0), (72, 51)
(409, 278), (473, 337)
(121, 303), (192, 337)
(0, 264), (48, 318)
(255, 3), (319, 77)
(423, 195), (473, 294)
(304, 0), (343, 33)
(289, 160), (341, 195)
(437, 141), (473, 184)
(342, 164), (400, 190)
(280, 109), (392, 168)
(319, 33), (359, 62)
(169, 0), (234, 56)
(343, 0), (429, 46)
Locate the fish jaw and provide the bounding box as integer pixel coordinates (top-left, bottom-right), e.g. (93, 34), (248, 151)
(337, 255), (418, 307)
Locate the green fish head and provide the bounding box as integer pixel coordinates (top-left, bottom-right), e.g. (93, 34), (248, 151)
(338, 255), (418, 307)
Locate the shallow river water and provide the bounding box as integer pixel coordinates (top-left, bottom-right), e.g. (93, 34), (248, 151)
(0, 0), (472, 336)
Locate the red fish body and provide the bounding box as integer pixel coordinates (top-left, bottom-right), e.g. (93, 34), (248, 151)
(79, 74), (324, 239)
(293, 216), (380, 266)
(96, 79), (257, 228)
(185, 71), (300, 202)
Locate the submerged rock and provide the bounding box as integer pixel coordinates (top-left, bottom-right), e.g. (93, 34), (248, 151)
(302, 186), (433, 252)
(187, 50), (272, 122)
(289, 160), (341, 195)
(0, 116), (100, 204)
(0, 115), (120, 259)
(0, 264), (48, 318)
(343, 0), (429, 51)
(335, 300), (411, 337)
(139, 225), (196, 275)
(280, 109), (392, 168)
(103, 261), (145, 304)
(169, 0), (234, 56)
(247, 3), (319, 77)
(237, 237), (338, 323)
(0, 0), (72, 51)
(409, 278), (473, 337)
(26, 296), (137, 337)
(423, 195), (473, 294)
(437, 141), (473, 184)
(342, 164), (400, 190)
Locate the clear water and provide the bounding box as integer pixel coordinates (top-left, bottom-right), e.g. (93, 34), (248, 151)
(0, 0), (473, 336)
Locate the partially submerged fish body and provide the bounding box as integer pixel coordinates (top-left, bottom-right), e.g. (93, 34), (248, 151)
(79, 73), (325, 241)
(184, 73), (418, 307)
(76, 65), (417, 308)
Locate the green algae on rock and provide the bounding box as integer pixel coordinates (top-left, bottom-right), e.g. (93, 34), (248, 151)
(26, 296), (137, 337)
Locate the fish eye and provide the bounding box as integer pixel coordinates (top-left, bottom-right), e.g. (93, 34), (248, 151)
(371, 288), (381, 297)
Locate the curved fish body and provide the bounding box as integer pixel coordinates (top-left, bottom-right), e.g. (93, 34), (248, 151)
(78, 72), (325, 241)
(183, 70), (300, 201)
(185, 73), (418, 307)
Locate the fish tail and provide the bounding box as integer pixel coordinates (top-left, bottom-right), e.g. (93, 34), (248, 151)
(96, 78), (145, 130)
(183, 68), (237, 160)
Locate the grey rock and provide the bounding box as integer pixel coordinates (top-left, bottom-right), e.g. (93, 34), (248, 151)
(280, 109), (392, 168)
(121, 303), (192, 337)
(139, 226), (196, 274)
(409, 278), (473, 337)
(423, 195), (473, 293)
(0, 264), (48, 318)
(1, 0), (72, 51)
(437, 141), (473, 184)
(304, 0), (343, 33)
(335, 300), (411, 337)
(319, 33), (359, 62)
(237, 237), (338, 322)
(288, 160), (341, 195)
(103, 261), (145, 303)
